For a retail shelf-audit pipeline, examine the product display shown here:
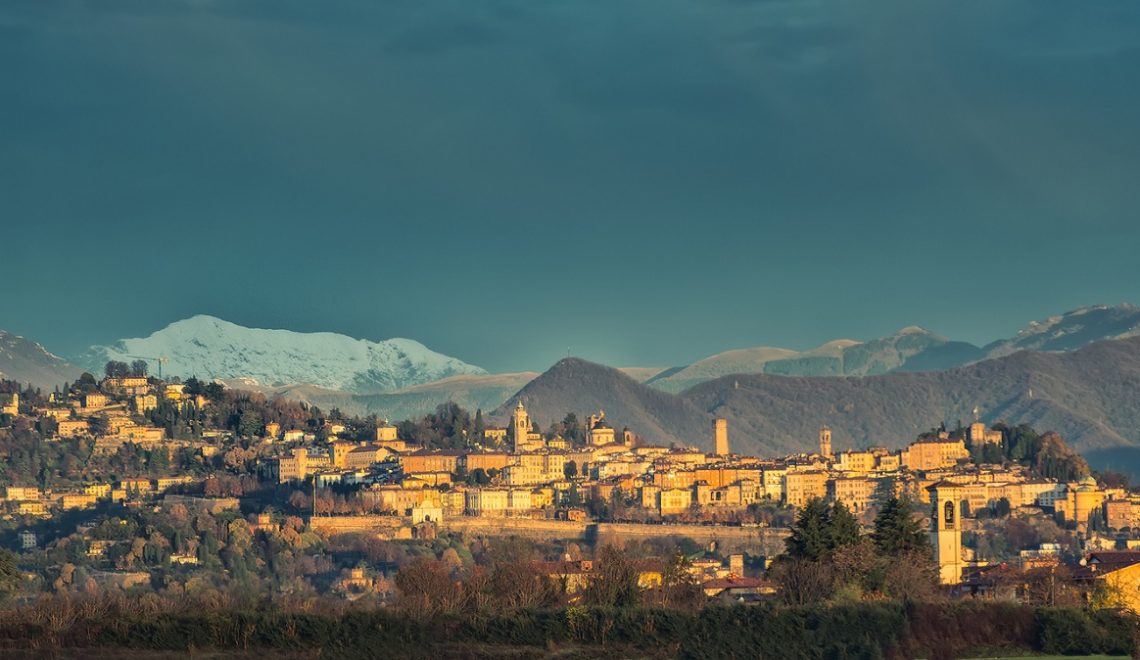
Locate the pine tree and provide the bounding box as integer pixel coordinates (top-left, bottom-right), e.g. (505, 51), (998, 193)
(785, 498), (832, 561)
(872, 497), (929, 555)
(828, 501), (861, 549)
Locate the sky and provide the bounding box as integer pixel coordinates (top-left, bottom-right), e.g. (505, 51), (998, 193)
(2, 0), (1140, 373)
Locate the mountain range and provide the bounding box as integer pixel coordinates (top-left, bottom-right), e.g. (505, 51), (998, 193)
(494, 335), (1140, 469)
(646, 304), (1140, 392)
(76, 315), (484, 393)
(3, 304), (1140, 466)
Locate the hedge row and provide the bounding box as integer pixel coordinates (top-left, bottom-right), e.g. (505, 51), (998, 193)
(2, 602), (1134, 658)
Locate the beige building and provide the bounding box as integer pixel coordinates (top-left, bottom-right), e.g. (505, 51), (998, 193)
(837, 450), (876, 473)
(761, 467), (788, 501)
(829, 476), (881, 514)
(482, 427), (508, 445)
(461, 452), (514, 473)
(103, 377), (150, 396)
(968, 422), (1003, 447)
(1053, 476), (1107, 529)
(120, 478), (153, 494)
(344, 445), (390, 470)
(5, 486), (41, 501)
(156, 476), (194, 491)
(1105, 500), (1138, 530)
(694, 467), (762, 489)
(133, 394), (158, 412)
(2, 392), (18, 416)
(784, 470), (828, 507)
(18, 501), (47, 516)
(79, 393), (109, 409)
(61, 493), (98, 509)
(902, 439), (969, 471)
(654, 469), (697, 490)
(84, 483), (112, 498)
(463, 488), (532, 516)
(115, 425), (166, 444)
(400, 450), (461, 475)
(586, 411), (617, 446)
(658, 487), (693, 515)
(272, 448), (331, 483)
(328, 441), (357, 468)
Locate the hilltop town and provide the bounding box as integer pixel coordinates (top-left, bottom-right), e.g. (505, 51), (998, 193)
(2, 358), (1139, 622)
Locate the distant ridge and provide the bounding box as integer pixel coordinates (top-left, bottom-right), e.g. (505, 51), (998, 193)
(0, 330), (82, 389)
(491, 358), (712, 447)
(646, 304), (1140, 392)
(982, 303), (1140, 358)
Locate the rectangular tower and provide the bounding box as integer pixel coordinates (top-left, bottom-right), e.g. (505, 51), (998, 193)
(928, 482), (965, 585)
(713, 419), (729, 456)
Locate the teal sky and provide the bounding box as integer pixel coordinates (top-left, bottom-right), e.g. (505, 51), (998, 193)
(2, 0), (1139, 372)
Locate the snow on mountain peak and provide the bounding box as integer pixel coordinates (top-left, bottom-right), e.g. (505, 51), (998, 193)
(77, 317), (485, 393)
(987, 303), (1140, 357)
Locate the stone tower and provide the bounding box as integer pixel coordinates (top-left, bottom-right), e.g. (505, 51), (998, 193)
(510, 400), (532, 453)
(819, 426), (833, 459)
(928, 482), (965, 585)
(713, 419), (729, 456)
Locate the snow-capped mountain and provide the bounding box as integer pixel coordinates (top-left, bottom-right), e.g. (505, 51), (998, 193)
(983, 304), (1140, 359)
(0, 330), (82, 389)
(77, 315), (485, 393)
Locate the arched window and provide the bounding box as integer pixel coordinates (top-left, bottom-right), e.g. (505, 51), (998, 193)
(943, 501), (955, 529)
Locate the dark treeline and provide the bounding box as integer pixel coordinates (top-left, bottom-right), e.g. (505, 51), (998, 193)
(0, 596), (1133, 659)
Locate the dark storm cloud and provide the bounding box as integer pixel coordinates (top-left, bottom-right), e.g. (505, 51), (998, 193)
(1, 0), (1139, 371)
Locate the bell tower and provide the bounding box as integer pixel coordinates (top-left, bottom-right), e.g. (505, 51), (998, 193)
(819, 426), (833, 460)
(510, 400), (531, 453)
(928, 482), (965, 584)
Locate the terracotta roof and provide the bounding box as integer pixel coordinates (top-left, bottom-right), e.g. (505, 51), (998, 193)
(1083, 551), (1140, 574)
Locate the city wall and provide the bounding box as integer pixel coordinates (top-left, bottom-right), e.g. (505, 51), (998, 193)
(444, 517), (788, 553)
(309, 515), (788, 553)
